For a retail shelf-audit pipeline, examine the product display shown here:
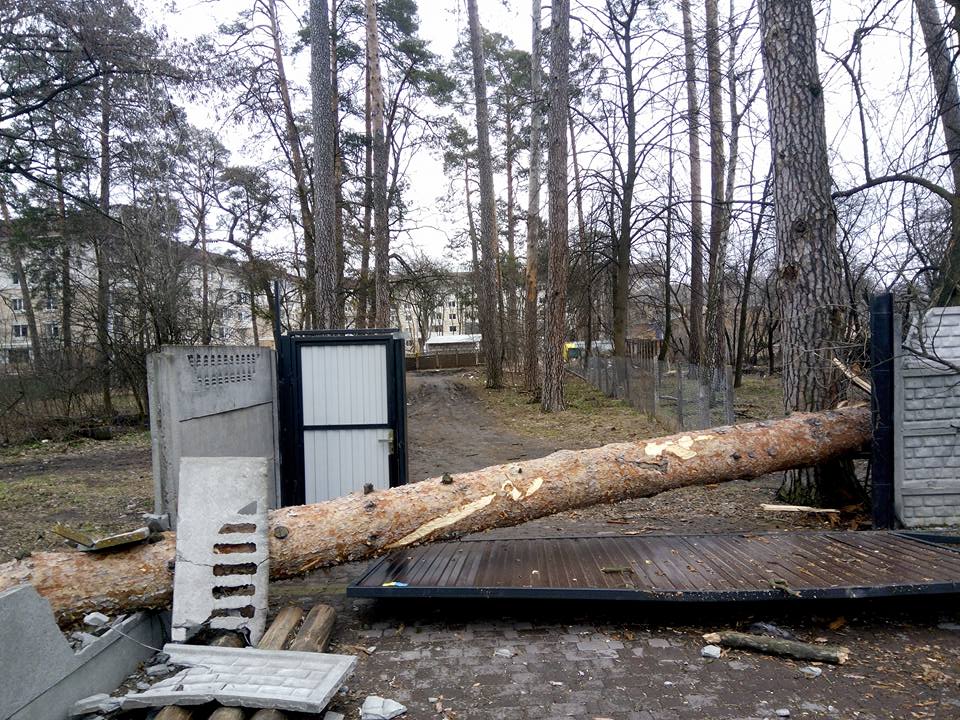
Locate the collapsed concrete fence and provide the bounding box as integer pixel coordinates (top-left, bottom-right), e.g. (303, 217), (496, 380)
(0, 406), (871, 624)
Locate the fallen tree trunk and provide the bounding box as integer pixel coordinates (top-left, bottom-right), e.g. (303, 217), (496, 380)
(0, 407), (870, 625)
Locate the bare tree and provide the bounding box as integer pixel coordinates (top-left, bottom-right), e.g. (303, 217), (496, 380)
(757, 0), (858, 505)
(681, 0), (704, 364)
(466, 0), (503, 388)
(914, 0), (960, 305)
(366, 0), (390, 327)
(541, 0), (570, 412)
(523, 0), (544, 392)
(311, 0), (339, 327)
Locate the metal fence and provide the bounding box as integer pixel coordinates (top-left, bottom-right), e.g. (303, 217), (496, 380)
(567, 353), (735, 431)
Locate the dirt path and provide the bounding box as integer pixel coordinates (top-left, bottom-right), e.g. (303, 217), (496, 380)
(406, 371), (563, 480)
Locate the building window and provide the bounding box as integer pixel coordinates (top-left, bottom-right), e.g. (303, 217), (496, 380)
(449, 301), (456, 308)
(11, 272), (19, 285)
(449, 313), (456, 320)
(8, 348), (29, 364)
(45, 297), (56, 311)
(11, 298), (23, 311)
(46, 323), (59, 338)
(13, 324), (29, 338)
(449, 325), (457, 333)
(433, 325), (442, 333)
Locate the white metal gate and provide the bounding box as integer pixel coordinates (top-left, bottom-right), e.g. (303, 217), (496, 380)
(300, 343), (390, 503)
(277, 330), (408, 506)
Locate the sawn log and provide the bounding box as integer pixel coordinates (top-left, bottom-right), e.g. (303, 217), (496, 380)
(0, 406), (871, 624)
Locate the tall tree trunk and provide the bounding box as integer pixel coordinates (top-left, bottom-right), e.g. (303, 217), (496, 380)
(1, 407), (872, 625)
(523, 0), (544, 393)
(267, 0), (317, 326)
(541, 0), (570, 412)
(758, 0), (859, 506)
(53, 145), (72, 365)
(702, 0), (727, 374)
(611, 1), (640, 358)
(660, 143), (675, 362)
(914, 0), (960, 305)
(467, 0), (503, 388)
(0, 191), (41, 362)
(311, 0), (339, 328)
(734, 170), (771, 387)
(357, 61), (373, 329)
(199, 192), (211, 345)
(366, 0), (391, 328)
(97, 75), (113, 417)
(465, 163), (481, 324)
(331, 0), (347, 327)
(681, 0), (705, 365)
(569, 116), (590, 351)
(505, 111), (518, 368)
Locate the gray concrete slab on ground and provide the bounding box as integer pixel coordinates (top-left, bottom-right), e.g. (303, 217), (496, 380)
(122, 644), (357, 714)
(172, 456), (270, 644)
(1, 584), (167, 720)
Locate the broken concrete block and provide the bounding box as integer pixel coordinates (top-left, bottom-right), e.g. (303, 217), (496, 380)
(360, 696), (407, 720)
(84, 611), (110, 628)
(0, 584), (165, 720)
(70, 693), (121, 716)
(323, 712), (346, 720)
(122, 643), (356, 714)
(171, 457), (270, 644)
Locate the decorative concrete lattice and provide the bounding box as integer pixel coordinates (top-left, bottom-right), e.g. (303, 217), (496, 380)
(172, 457), (270, 644)
(122, 644), (356, 714)
(186, 350), (259, 386)
(895, 307), (960, 527)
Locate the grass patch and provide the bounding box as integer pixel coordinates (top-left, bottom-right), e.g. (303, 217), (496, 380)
(734, 374), (784, 420)
(468, 371), (666, 448)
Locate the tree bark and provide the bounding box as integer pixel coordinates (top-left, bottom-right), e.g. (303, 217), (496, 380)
(505, 111), (519, 368)
(540, 0), (570, 412)
(366, 0), (391, 328)
(467, 0), (503, 388)
(610, 1), (641, 358)
(311, 0), (339, 328)
(523, 0), (544, 393)
(703, 0), (727, 373)
(357, 59), (373, 329)
(0, 406), (870, 625)
(682, 0), (705, 365)
(914, 0), (960, 305)
(97, 74), (113, 416)
(758, 0), (857, 505)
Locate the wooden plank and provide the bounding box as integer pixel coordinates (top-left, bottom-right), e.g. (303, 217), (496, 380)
(257, 606), (304, 651)
(249, 603), (339, 720)
(155, 707), (194, 720)
(287, 604), (335, 653)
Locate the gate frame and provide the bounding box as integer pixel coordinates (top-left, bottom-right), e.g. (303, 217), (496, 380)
(276, 328), (408, 506)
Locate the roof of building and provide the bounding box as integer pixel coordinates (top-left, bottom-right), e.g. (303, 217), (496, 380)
(424, 333), (481, 346)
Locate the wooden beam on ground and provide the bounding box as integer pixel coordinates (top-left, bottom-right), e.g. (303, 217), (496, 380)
(257, 606), (304, 651)
(206, 607), (305, 720)
(287, 604), (335, 653)
(249, 603), (339, 720)
(761, 503), (840, 514)
(0, 406), (872, 624)
(703, 631), (850, 664)
(155, 707), (194, 720)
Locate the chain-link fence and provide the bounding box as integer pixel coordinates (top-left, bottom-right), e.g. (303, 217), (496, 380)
(567, 352), (735, 431)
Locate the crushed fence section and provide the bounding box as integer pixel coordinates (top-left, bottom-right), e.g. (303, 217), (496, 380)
(567, 352), (735, 431)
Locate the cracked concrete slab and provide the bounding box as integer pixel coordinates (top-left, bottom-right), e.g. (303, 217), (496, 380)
(171, 457), (270, 644)
(122, 644), (356, 714)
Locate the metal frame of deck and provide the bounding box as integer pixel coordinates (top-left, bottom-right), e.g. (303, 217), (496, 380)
(347, 531), (960, 603)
